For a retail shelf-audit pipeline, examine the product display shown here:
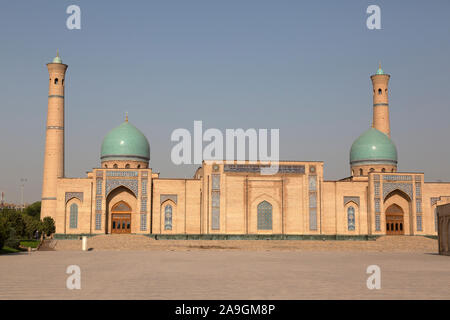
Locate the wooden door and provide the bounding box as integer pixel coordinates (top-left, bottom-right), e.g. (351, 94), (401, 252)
(385, 204), (404, 235)
(111, 201), (132, 234)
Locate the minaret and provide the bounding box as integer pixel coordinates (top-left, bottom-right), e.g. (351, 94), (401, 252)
(371, 63), (391, 137)
(41, 51), (68, 219)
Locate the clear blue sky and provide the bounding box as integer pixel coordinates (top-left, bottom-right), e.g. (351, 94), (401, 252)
(1, 0), (450, 204)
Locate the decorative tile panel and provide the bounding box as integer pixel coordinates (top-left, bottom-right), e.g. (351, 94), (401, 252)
(347, 206), (356, 231)
(416, 199), (422, 213)
(211, 191), (220, 230)
(96, 197), (102, 212)
(374, 182), (380, 197)
(140, 214), (147, 231)
(431, 197), (441, 207)
(95, 213), (101, 230)
(257, 201), (273, 230)
(105, 179), (138, 197)
(212, 174), (220, 190)
(309, 208), (317, 231)
(141, 179), (148, 195)
(309, 175), (317, 191)
(141, 197), (147, 213)
(309, 193), (317, 208)
(96, 179), (102, 195)
(374, 198), (381, 213)
(223, 164), (305, 174)
(65, 192), (83, 203)
(106, 171), (138, 177)
(415, 183), (421, 197)
(344, 196), (360, 207)
(160, 194), (177, 205)
(375, 214), (381, 231)
(382, 182), (413, 200)
(383, 175), (412, 181)
(416, 215), (423, 231)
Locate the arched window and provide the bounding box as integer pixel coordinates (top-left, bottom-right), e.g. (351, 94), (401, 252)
(137, 165), (141, 169)
(257, 201), (272, 230)
(125, 164), (130, 169)
(382, 168), (386, 173)
(347, 206), (355, 231)
(378, 88), (382, 95)
(54, 78), (58, 85)
(391, 168), (395, 172)
(164, 205), (172, 230)
(104, 164), (108, 168)
(370, 168), (374, 172)
(359, 168), (363, 176)
(69, 203), (78, 229)
(113, 164), (118, 169)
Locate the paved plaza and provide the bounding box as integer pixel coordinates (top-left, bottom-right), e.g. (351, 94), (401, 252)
(0, 239), (449, 299)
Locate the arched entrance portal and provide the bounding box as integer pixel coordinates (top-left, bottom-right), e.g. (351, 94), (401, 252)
(111, 201), (132, 234)
(385, 204), (404, 235)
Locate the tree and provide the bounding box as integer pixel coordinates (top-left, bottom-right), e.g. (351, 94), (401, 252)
(1, 209), (26, 238)
(22, 214), (42, 239)
(41, 217), (55, 237)
(24, 201), (41, 219)
(0, 218), (8, 250)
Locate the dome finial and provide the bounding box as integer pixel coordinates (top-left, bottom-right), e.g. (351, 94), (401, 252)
(376, 61), (384, 75)
(57, 49), (59, 57)
(125, 112), (128, 122)
(52, 50), (62, 64)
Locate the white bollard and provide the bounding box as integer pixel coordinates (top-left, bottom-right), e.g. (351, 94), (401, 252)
(82, 236), (87, 251)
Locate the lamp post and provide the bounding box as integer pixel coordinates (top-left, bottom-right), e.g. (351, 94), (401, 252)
(20, 178), (27, 211)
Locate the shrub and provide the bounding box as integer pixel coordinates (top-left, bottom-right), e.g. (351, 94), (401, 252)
(4, 228), (20, 249)
(1, 209), (26, 238)
(22, 214), (42, 239)
(41, 217), (55, 237)
(24, 201), (41, 219)
(0, 219), (8, 250)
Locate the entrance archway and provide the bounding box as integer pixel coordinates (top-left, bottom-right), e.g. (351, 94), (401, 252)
(385, 204), (404, 235)
(111, 201), (131, 234)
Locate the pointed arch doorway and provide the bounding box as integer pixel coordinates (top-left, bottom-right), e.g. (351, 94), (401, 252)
(111, 201), (132, 234)
(385, 204), (404, 235)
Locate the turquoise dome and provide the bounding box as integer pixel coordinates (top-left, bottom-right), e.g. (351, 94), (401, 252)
(101, 121), (150, 162)
(350, 128), (397, 165)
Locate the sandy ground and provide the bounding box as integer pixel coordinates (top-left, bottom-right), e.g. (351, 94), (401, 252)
(51, 234), (438, 252)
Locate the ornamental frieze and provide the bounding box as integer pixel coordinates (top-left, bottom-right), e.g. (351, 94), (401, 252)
(105, 179), (138, 197)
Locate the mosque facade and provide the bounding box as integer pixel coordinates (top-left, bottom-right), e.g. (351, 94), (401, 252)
(41, 54), (450, 237)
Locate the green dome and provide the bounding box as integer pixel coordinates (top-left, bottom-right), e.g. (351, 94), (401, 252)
(350, 128), (397, 165)
(101, 121), (150, 162)
(52, 56), (62, 64)
(376, 67), (384, 75)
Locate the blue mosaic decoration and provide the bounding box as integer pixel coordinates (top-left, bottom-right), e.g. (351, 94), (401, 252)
(309, 208), (317, 231)
(69, 203), (78, 229)
(95, 213), (101, 230)
(347, 206), (356, 231)
(141, 179), (148, 195)
(141, 197), (147, 213)
(105, 179), (138, 197)
(344, 196), (360, 207)
(375, 198), (381, 213)
(96, 179), (102, 195)
(164, 204), (172, 230)
(140, 214), (147, 231)
(416, 199), (422, 213)
(309, 193), (317, 208)
(160, 194), (177, 205)
(257, 201), (273, 230)
(212, 174), (220, 190)
(374, 182), (380, 197)
(106, 171), (138, 177)
(383, 175), (412, 181)
(65, 192), (83, 204)
(431, 197), (441, 207)
(309, 175), (317, 191)
(96, 197), (102, 212)
(382, 182), (413, 200)
(375, 214), (381, 231)
(416, 215), (423, 231)
(415, 183), (421, 197)
(223, 164), (305, 174)
(211, 191), (220, 230)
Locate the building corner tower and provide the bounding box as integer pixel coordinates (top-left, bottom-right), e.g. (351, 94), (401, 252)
(41, 51), (68, 219)
(371, 63), (391, 137)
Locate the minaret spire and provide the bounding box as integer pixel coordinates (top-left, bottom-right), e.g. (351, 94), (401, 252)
(371, 63), (391, 137)
(125, 112), (128, 122)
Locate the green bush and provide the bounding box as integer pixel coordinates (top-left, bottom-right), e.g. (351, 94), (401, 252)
(22, 214), (42, 239)
(41, 216), (55, 237)
(0, 219), (8, 250)
(0, 209), (26, 238)
(4, 228), (20, 249)
(24, 201), (41, 219)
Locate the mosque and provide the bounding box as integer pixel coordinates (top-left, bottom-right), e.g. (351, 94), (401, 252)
(41, 53), (449, 237)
